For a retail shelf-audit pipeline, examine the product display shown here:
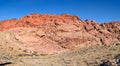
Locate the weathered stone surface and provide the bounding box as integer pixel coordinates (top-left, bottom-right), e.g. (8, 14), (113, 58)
(0, 13), (119, 54)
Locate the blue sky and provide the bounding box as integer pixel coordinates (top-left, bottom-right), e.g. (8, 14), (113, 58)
(0, 0), (120, 23)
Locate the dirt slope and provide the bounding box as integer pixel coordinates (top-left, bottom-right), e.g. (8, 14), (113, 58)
(0, 44), (120, 66)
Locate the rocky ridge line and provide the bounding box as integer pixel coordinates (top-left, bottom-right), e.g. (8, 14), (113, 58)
(0, 13), (119, 54)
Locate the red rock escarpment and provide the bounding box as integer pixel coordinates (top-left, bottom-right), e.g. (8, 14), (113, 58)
(0, 14), (81, 31)
(0, 13), (119, 54)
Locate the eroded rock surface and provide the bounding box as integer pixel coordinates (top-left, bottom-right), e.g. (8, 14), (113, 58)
(0, 13), (119, 54)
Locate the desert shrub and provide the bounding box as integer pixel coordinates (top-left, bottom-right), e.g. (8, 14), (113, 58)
(18, 54), (31, 56)
(18, 48), (21, 50)
(40, 54), (48, 56)
(31, 51), (39, 56)
(23, 50), (27, 52)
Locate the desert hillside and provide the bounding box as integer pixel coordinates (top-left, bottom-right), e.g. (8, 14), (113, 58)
(0, 13), (120, 66)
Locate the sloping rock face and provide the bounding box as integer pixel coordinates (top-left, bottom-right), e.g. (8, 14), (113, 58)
(0, 32), (26, 56)
(0, 13), (119, 54)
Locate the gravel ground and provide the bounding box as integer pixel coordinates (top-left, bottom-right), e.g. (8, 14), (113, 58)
(0, 44), (120, 66)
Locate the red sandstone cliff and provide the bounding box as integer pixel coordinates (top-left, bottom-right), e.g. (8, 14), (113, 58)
(0, 13), (119, 54)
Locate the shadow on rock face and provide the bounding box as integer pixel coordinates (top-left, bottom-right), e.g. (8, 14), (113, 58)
(115, 54), (120, 66)
(0, 62), (12, 66)
(100, 60), (112, 66)
(99, 54), (120, 66)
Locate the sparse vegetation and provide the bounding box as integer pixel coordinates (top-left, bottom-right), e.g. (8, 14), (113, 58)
(31, 51), (39, 56)
(23, 50), (27, 52)
(18, 54), (33, 56)
(17, 51), (39, 57)
(0, 44), (118, 66)
(40, 54), (48, 56)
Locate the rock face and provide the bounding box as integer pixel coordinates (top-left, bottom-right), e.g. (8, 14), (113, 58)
(0, 13), (119, 54)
